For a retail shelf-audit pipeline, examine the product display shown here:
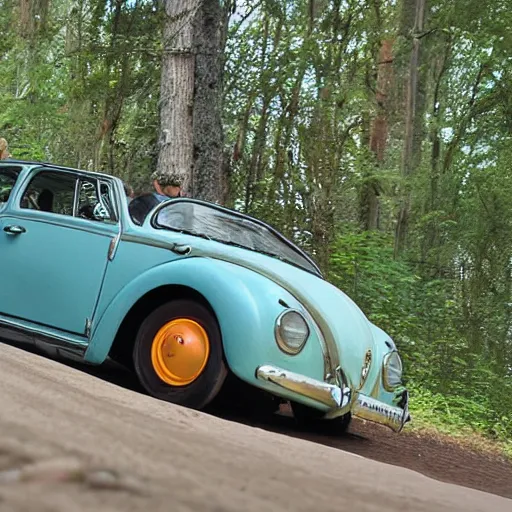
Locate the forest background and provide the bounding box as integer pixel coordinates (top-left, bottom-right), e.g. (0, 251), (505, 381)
(1, 0), (511, 453)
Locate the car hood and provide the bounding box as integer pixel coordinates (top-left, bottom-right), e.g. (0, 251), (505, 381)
(188, 239), (378, 388)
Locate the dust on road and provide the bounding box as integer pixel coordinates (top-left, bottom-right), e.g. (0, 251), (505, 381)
(0, 342), (510, 512)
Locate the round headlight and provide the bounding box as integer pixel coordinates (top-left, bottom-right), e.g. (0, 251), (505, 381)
(382, 351), (403, 390)
(275, 310), (310, 355)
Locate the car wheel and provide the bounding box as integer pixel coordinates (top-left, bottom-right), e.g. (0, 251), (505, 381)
(291, 401), (351, 435)
(133, 299), (227, 409)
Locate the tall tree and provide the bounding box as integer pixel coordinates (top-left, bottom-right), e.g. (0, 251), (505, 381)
(192, 0), (232, 203)
(157, 0), (231, 202)
(157, 0), (197, 193)
(360, 38), (394, 231)
(394, 0), (428, 255)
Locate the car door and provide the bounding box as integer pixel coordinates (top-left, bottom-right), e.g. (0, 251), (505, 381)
(0, 168), (119, 336)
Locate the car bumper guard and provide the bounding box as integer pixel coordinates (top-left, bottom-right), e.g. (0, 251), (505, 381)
(256, 364), (410, 433)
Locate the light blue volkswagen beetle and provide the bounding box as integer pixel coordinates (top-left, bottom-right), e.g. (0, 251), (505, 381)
(0, 160), (409, 433)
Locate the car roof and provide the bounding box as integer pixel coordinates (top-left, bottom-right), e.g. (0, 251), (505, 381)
(0, 159), (117, 181)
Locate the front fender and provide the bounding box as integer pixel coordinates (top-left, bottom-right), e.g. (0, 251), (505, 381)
(85, 257), (326, 388)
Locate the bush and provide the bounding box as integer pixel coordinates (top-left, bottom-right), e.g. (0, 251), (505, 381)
(328, 230), (512, 448)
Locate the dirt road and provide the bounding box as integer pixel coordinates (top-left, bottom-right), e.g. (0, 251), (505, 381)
(0, 342), (510, 512)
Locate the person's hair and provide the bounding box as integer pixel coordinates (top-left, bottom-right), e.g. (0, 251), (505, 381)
(0, 138), (8, 153)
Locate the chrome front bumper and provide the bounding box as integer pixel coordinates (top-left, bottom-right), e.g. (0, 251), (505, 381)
(256, 364), (410, 433)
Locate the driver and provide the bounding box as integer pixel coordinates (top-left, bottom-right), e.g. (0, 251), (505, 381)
(128, 170), (183, 226)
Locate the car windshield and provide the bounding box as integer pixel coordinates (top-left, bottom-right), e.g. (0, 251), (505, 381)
(0, 167), (21, 209)
(153, 201), (321, 276)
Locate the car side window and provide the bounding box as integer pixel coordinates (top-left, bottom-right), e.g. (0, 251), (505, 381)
(0, 167), (21, 208)
(20, 171), (77, 215)
(19, 170), (118, 223)
(76, 178), (117, 223)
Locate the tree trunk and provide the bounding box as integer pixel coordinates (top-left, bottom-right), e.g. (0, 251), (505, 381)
(394, 0), (427, 257)
(421, 37), (450, 272)
(157, 0), (197, 193)
(191, 0), (226, 203)
(157, 0), (229, 201)
(19, 0), (49, 38)
(94, 0), (127, 171)
(360, 39), (394, 231)
(370, 40), (394, 162)
(244, 15), (270, 212)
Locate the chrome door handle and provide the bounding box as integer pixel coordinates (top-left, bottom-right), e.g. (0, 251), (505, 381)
(3, 225), (26, 235)
(170, 243), (191, 255)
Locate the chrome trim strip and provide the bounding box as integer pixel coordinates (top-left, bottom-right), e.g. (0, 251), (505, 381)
(0, 317), (88, 356)
(85, 318), (92, 338)
(352, 392), (410, 433)
(108, 233), (121, 261)
(0, 313), (87, 340)
(296, 307), (333, 380)
(256, 364), (352, 410)
(358, 349), (372, 390)
(72, 176), (80, 216)
(108, 178), (126, 262)
(120, 233), (181, 251)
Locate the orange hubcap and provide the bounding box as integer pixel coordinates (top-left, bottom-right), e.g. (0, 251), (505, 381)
(151, 319), (210, 386)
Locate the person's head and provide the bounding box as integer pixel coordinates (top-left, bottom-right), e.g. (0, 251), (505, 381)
(0, 138), (11, 160)
(150, 170), (183, 198)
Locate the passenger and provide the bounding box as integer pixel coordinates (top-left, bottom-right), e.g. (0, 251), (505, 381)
(128, 170), (183, 226)
(0, 138), (11, 160)
(150, 170), (183, 201)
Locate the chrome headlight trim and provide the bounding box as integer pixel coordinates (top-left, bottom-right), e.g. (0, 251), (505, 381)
(296, 306), (332, 381)
(382, 350), (403, 391)
(359, 349), (373, 390)
(275, 309), (310, 355)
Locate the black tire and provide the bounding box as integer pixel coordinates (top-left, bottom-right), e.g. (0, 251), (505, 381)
(209, 372), (281, 419)
(291, 401), (352, 435)
(133, 299), (227, 409)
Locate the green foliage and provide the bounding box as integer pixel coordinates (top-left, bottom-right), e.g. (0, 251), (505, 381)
(0, 0), (163, 186)
(409, 382), (512, 457)
(328, 230), (512, 447)
(329, 230), (421, 341)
